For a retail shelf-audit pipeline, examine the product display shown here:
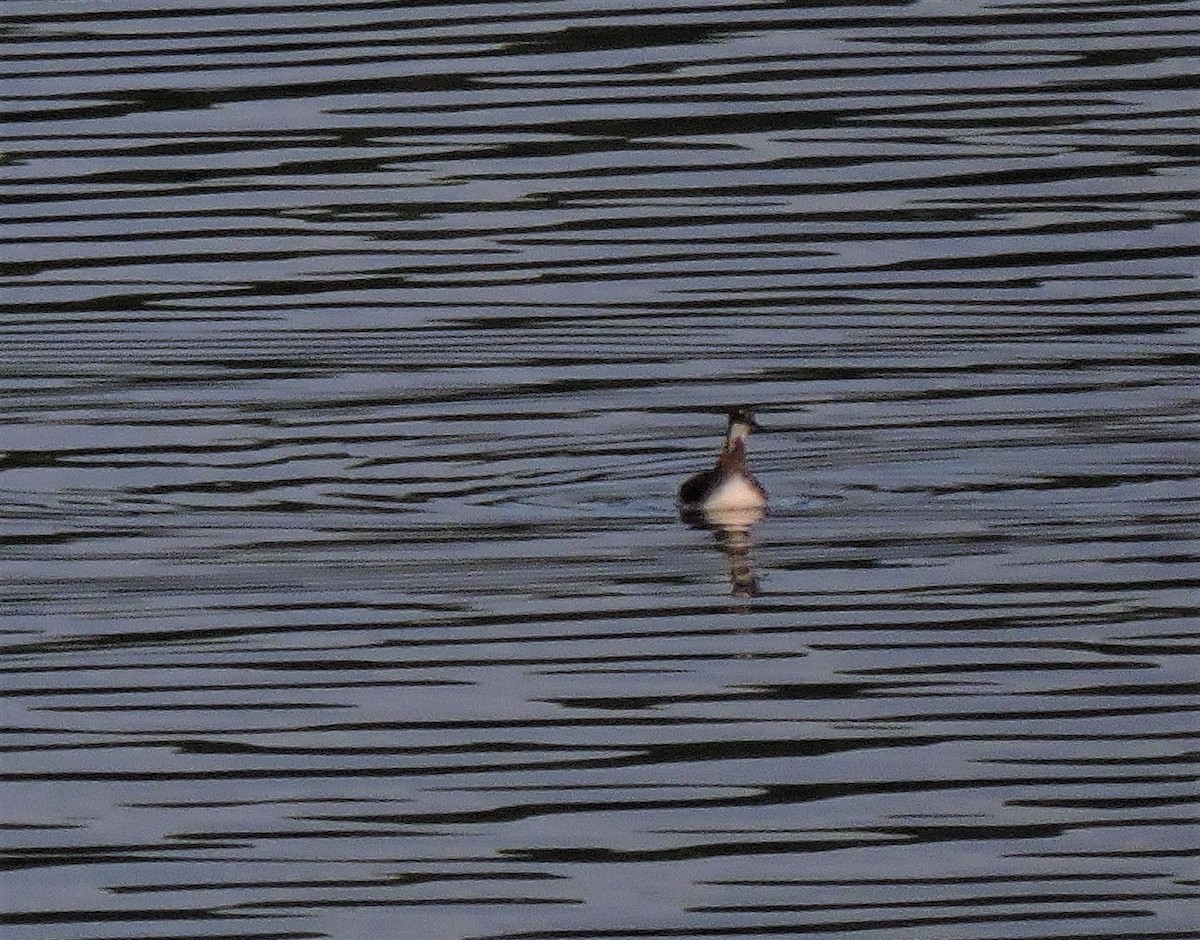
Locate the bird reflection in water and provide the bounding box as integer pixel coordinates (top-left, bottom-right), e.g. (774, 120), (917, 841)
(680, 504), (764, 598)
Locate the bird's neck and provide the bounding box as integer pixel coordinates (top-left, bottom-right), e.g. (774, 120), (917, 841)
(723, 420), (752, 452)
(720, 437), (748, 468)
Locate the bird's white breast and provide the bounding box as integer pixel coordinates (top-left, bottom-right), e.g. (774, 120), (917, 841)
(701, 473), (767, 511)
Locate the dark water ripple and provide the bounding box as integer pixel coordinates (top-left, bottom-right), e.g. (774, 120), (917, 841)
(3, 0), (1200, 938)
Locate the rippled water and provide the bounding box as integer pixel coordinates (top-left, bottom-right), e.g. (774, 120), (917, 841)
(3, 1), (1199, 938)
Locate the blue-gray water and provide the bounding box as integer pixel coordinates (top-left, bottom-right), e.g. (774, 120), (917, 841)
(2, 1), (1199, 938)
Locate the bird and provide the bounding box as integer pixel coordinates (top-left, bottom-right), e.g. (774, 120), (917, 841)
(678, 407), (768, 512)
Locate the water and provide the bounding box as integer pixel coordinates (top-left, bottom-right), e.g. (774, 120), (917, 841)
(2, 1), (1199, 938)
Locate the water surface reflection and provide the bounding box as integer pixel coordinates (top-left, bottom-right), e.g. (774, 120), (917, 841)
(681, 504), (766, 600)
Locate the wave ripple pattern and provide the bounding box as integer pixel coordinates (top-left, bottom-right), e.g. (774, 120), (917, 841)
(2, 1), (1199, 939)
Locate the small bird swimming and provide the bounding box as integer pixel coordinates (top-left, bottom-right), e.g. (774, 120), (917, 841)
(678, 407), (768, 512)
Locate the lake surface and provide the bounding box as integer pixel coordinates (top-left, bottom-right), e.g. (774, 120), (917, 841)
(2, 1), (1199, 938)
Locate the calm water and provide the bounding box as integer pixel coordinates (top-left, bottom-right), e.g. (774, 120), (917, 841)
(2, 1), (1199, 938)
